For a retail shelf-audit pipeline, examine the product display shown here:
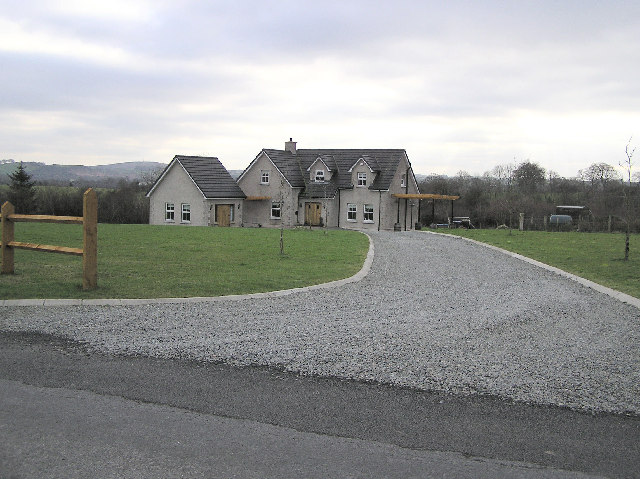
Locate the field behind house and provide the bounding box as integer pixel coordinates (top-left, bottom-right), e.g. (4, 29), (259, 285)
(0, 225), (369, 300)
(433, 229), (640, 299)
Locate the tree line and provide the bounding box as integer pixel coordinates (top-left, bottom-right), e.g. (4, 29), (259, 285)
(1, 163), (150, 224)
(417, 159), (639, 233)
(2, 157), (637, 231)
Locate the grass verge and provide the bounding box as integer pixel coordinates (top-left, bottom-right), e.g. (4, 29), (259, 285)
(1, 224), (369, 300)
(430, 229), (640, 299)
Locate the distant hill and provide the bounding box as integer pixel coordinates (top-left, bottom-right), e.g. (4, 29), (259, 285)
(0, 160), (166, 188)
(0, 160), (422, 187)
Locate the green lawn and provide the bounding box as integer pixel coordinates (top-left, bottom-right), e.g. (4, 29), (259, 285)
(1, 224), (369, 300)
(431, 229), (640, 299)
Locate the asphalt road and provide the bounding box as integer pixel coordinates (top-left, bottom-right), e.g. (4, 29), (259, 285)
(1, 331), (638, 478)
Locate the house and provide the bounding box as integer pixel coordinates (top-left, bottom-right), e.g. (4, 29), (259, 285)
(237, 139), (421, 231)
(146, 155), (246, 226)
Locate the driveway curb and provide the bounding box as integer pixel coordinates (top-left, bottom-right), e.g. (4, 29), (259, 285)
(425, 231), (640, 310)
(0, 233), (374, 307)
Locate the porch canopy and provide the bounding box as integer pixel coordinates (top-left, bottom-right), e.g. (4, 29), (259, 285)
(392, 193), (460, 226)
(392, 193), (460, 201)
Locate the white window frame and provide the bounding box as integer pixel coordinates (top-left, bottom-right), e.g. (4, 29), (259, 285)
(315, 170), (325, 182)
(271, 202), (281, 219)
(357, 172), (367, 187)
(347, 203), (357, 222)
(165, 202), (175, 222)
(363, 204), (374, 223)
(260, 170), (270, 184)
(400, 177), (406, 188)
(181, 203), (191, 223)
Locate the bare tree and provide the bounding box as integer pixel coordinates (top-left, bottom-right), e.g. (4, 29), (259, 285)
(279, 175), (286, 255)
(490, 162), (517, 188)
(620, 137), (635, 261)
(513, 161), (546, 194)
(579, 162), (621, 189)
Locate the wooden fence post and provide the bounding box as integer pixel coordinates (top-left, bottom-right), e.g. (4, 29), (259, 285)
(82, 188), (98, 290)
(1, 201), (15, 274)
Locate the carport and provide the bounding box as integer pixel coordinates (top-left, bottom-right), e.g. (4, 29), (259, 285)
(392, 193), (460, 229)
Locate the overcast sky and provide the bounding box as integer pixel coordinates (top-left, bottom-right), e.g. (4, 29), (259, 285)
(2, 0), (639, 177)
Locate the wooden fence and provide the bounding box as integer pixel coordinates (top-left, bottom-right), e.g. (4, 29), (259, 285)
(1, 188), (97, 290)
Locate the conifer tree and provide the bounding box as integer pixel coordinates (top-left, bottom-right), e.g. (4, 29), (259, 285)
(8, 162), (36, 213)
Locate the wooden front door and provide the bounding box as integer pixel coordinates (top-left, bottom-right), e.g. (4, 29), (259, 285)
(216, 204), (231, 227)
(305, 202), (322, 226)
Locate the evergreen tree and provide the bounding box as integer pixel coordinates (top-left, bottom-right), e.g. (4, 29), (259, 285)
(8, 162), (36, 213)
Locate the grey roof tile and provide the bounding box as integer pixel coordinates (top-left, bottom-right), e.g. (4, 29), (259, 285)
(176, 156), (246, 199)
(262, 148), (412, 192)
(299, 181), (339, 199)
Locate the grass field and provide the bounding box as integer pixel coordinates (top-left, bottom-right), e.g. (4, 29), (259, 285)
(431, 229), (640, 299)
(0, 224), (369, 300)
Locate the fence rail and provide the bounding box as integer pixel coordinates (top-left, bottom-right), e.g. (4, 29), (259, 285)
(459, 214), (639, 233)
(511, 214), (639, 233)
(1, 188), (97, 290)
(7, 214), (83, 224)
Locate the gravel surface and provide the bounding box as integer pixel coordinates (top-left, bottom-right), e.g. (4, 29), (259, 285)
(1, 231), (639, 415)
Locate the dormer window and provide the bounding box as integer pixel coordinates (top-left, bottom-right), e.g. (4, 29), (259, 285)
(308, 157), (331, 183)
(357, 172), (367, 187)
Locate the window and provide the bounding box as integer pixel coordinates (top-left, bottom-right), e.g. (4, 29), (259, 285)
(271, 202), (281, 219)
(400, 177), (406, 188)
(261, 170), (270, 184)
(315, 170), (325, 182)
(357, 172), (367, 187)
(165, 203), (174, 221)
(181, 203), (191, 222)
(363, 204), (374, 223)
(347, 203), (357, 221)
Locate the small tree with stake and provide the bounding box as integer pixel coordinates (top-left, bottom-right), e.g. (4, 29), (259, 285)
(279, 175), (286, 255)
(7, 162), (36, 214)
(621, 137), (635, 261)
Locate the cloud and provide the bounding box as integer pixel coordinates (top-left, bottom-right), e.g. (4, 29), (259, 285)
(0, 0), (639, 177)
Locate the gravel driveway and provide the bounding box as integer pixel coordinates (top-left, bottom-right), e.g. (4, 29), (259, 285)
(1, 231), (639, 415)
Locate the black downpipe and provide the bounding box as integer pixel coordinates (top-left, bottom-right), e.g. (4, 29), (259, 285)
(404, 167), (409, 230)
(378, 190), (382, 231)
(337, 189), (341, 228)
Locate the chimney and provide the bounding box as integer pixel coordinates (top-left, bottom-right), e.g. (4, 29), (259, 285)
(285, 138), (297, 154)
